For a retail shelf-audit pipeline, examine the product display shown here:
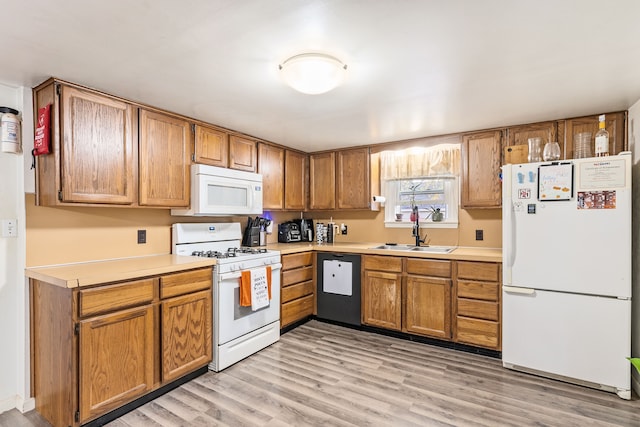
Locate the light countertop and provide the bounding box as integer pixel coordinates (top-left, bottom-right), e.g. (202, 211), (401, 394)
(25, 254), (216, 288)
(268, 242), (502, 263)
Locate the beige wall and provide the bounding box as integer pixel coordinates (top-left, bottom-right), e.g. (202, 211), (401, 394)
(26, 193), (500, 267)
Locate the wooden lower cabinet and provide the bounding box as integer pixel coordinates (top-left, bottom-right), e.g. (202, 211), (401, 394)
(404, 258), (452, 339)
(161, 289), (212, 382)
(79, 304), (155, 422)
(281, 252), (315, 327)
(454, 261), (502, 350)
(30, 267), (212, 427)
(362, 256), (402, 331)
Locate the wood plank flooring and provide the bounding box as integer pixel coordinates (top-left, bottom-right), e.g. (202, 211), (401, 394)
(3, 320), (640, 426)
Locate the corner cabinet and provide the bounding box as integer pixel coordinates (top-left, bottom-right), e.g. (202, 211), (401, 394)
(33, 79), (191, 208)
(309, 151), (336, 210)
(461, 130), (502, 208)
(309, 147), (372, 211)
(30, 266), (212, 427)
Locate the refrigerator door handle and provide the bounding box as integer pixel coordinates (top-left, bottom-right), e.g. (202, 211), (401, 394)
(503, 285), (535, 295)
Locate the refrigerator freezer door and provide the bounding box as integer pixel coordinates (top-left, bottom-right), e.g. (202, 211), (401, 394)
(502, 157), (631, 298)
(503, 288), (630, 393)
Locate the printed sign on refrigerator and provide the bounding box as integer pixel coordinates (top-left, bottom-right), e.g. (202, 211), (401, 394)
(579, 159), (626, 189)
(538, 163), (573, 201)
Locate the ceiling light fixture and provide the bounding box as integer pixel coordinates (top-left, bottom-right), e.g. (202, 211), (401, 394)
(279, 53), (347, 95)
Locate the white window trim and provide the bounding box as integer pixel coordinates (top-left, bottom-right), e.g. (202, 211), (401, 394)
(382, 176), (459, 229)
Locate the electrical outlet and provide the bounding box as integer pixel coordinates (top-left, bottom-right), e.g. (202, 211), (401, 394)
(1, 219), (17, 238)
(137, 229), (147, 244)
(475, 229), (483, 241)
(341, 224), (347, 235)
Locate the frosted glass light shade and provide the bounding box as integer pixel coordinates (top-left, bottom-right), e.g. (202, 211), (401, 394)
(279, 53), (347, 95)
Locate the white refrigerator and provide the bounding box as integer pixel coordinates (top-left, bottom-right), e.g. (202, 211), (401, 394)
(502, 152), (632, 399)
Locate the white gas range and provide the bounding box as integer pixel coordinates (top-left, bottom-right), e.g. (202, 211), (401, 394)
(172, 222), (281, 372)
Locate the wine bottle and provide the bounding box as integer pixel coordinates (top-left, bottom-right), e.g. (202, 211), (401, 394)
(595, 114), (610, 157)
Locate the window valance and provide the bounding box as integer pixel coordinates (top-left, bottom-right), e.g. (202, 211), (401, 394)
(380, 143), (461, 179)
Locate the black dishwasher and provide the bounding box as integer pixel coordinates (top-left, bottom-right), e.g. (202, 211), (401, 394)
(316, 253), (361, 326)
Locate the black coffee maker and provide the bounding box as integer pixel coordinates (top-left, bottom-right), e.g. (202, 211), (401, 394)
(294, 218), (314, 242)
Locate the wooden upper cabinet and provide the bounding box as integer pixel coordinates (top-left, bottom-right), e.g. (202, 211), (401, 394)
(138, 109), (192, 207)
(563, 112), (626, 160)
(462, 130), (502, 208)
(194, 124), (229, 167)
(258, 143), (285, 210)
(229, 135), (257, 172)
(284, 150), (307, 210)
(309, 151), (336, 210)
(506, 121), (557, 148)
(59, 85), (136, 204)
(337, 147), (370, 209)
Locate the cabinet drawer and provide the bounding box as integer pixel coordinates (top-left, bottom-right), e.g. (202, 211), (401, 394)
(160, 268), (212, 299)
(282, 280), (314, 303)
(406, 258), (451, 277)
(456, 316), (500, 349)
(363, 255), (402, 272)
(78, 278), (156, 317)
(281, 294), (314, 327)
(457, 261), (500, 282)
(457, 280), (499, 301)
(457, 298), (499, 321)
(282, 266), (313, 287)
(282, 252), (313, 270)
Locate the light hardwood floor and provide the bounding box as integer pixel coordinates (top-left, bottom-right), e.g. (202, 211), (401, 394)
(3, 320), (640, 426)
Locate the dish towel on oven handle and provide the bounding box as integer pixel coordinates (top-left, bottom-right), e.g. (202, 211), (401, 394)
(240, 266), (272, 310)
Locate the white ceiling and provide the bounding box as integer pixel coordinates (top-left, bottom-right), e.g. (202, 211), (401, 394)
(2, 0), (640, 152)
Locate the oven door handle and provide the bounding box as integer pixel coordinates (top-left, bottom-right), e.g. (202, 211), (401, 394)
(218, 263), (282, 281)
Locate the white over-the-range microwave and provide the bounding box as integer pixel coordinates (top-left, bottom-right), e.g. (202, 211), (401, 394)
(171, 164), (263, 216)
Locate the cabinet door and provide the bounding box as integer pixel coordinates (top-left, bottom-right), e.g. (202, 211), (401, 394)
(258, 143), (285, 210)
(505, 121), (557, 164)
(161, 290), (212, 382)
(564, 112), (626, 159)
(461, 130), (502, 208)
(79, 305), (154, 423)
(309, 152), (336, 210)
(60, 85), (136, 204)
(337, 147), (371, 209)
(405, 275), (451, 339)
(362, 270), (402, 330)
(194, 124), (228, 167)
(284, 150), (307, 210)
(229, 135), (257, 172)
(138, 109), (192, 207)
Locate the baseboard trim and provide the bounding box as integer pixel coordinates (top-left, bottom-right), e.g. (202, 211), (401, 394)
(0, 396), (17, 414)
(15, 396), (35, 413)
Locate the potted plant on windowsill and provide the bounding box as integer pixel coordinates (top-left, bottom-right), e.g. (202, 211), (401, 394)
(430, 206), (444, 222)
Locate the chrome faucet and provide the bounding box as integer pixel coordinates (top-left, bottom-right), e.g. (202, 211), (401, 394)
(412, 206), (425, 247)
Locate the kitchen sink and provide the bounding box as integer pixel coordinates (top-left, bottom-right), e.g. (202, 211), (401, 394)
(370, 244), (416, 251)
(410, 246), (456, 253)
(370, 244), (456, 254)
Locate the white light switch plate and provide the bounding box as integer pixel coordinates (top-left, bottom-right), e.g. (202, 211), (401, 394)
(2, 219), (17, 238)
